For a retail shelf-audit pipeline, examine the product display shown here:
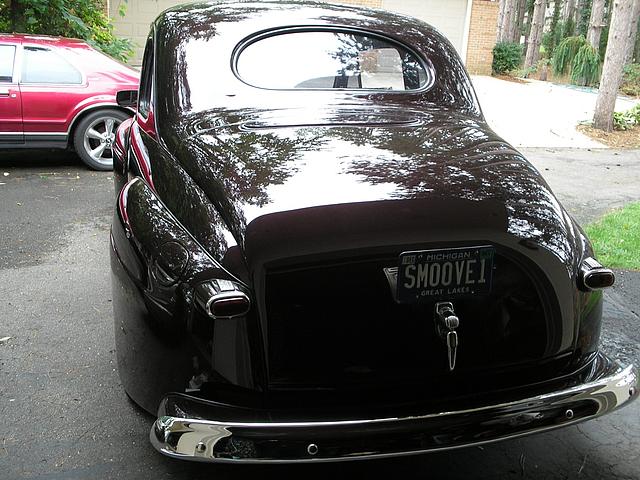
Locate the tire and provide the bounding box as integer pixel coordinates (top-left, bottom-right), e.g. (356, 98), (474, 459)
(73, 109), (131, 171)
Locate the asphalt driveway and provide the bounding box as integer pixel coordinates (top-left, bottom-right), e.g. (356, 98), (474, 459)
(0, 149), (639, 480)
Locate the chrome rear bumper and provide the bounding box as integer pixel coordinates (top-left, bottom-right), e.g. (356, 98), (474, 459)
(150, 363), (637, 463)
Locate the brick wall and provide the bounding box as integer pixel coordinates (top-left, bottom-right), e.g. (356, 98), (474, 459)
(465, 0), (498, 75)
(328, 0), (499, 75)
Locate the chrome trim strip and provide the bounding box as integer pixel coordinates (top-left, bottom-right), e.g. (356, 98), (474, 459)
(24, 132), (67, 137)
(0, 131), (67, 137)
(26, 132), (67, 135)
(231, 26), (437, 95)
(150, 364), (637, 463)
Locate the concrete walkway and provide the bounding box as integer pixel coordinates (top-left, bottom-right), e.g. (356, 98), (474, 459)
(472, 75), (639, 148)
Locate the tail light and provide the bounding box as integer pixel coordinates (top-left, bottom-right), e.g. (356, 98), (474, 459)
(579, 257), (615, 291)
(194, 279), (251, 319)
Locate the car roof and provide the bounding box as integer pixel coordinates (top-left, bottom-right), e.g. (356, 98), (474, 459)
(0, 33), (88, 48)
(153, 0), (482, 123)
(157, 0), (434, 35)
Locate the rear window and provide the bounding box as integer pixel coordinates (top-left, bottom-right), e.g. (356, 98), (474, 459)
(236, 30), (430, 91)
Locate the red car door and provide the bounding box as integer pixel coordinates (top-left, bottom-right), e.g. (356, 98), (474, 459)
(19, 45), (86, 141)
(0, 43), (23, 144)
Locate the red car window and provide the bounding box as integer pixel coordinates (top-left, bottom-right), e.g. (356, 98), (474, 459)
(21, 46), (82, 84)
(0, 45), (16, 82)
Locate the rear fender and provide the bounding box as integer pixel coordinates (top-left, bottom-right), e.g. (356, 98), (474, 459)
(112, 177), (247, 323)
(113, 117), (133, 189)
(111, 177), (258, 410)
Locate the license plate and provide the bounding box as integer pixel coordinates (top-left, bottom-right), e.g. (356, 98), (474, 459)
(396, 246), (495, 303)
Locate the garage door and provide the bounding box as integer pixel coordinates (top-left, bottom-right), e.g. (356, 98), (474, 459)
(382, 0), (470, 56)
(110, 0), (470, 66)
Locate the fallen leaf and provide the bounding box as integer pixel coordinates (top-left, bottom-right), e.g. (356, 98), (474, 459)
(0, 336), (12, 344)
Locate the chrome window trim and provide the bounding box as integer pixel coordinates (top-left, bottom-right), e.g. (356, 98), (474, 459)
(231, 26), (436, 94)
(136, 29), (156, 128)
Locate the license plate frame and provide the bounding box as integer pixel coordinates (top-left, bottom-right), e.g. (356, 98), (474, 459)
(396, 245), (495, 304)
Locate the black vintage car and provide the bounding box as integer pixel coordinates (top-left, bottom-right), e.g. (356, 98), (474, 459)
(110, 1), (638, 463)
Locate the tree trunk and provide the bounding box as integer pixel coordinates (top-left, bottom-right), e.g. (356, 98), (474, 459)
(593, 0), (636, 131)
(581, 0), (595, 35)
(587, 0), (606, 49)
(505, 0), (519, 42)
(499, 0), (519, 42)
(507, 0), (522, 42)
(575, 0), (588, 28)
(524, 0), (537, 48)
(624, 0), (640, 63)
(564, 0), (577, 21)
(549, 0), (563, 53)
(497, 0), (506, 42)
(515, 0), (528, 41)
(524, 0), (546, 68)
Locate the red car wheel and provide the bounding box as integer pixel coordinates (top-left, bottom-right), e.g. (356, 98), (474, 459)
(73, 109), (131, 171)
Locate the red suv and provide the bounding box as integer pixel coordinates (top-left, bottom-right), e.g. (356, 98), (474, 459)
(0, 34), (139, 170)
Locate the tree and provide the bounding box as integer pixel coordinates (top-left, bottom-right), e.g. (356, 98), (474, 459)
(564, 0), (577, 22)
(587, 0), (606, 49)
(498, 0), (519, 42)
(524, 0), (536, 50)
(516, 0), (528, 39)
(624, 0), (640, 63)
(594, 0), (637, 131)
(524, 0), (546, 68)
(0, 0), (133, 61)
(497, 0), (506, 42)
(545, 0), (564, 55)
(576, 0), (593, 36)
(507, 0), (522, 41)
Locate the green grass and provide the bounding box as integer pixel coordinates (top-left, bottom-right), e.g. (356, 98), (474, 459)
(585, 202), (640, 270)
